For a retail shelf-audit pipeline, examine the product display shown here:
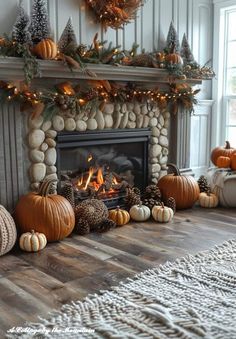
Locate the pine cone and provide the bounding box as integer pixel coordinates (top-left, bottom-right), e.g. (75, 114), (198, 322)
(143, 185), (162, 201)
(143, 198), (161, 210)
(61, 183), (75, 209)
(76, 220), (90, 235)
(197, 175), (210, 193)
(96, 219), (116, 233)
(166, 197), (176, 214)
(125, 187), (141, 209)
(84, 88), (98, 101)
(74, 199), (108, 232)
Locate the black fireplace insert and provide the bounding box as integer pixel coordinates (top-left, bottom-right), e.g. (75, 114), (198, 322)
(56, 128), (151, 208)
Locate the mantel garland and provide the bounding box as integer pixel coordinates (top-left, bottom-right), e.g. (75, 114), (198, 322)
(0, 79), (200, 118)
(0, 4), (214, 118)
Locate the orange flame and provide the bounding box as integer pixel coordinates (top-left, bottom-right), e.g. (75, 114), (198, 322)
(88, 154), (93, 162)
(84, 167), (94, 190)
(97, 167), (104, 185)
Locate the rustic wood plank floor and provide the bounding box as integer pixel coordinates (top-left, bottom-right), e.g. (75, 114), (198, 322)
(0, 207), (235, 335)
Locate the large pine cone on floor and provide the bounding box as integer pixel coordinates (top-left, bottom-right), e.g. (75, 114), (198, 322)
(74, 199), (108, 234)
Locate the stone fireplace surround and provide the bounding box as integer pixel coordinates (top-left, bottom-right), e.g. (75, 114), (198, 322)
(27, 103), (170, 192)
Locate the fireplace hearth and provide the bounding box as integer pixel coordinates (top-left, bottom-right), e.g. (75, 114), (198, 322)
(56, 129), (151, 208)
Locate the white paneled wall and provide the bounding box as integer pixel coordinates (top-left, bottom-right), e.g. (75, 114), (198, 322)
(0, 0), (212, 69)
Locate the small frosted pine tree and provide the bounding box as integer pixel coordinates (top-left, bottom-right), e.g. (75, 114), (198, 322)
(30, 0), (50, 44)
(58, 17), (77, 53)
(12, 0), (31, 44)
(180, 33), (195, 64)
(165, 21), (180, 53)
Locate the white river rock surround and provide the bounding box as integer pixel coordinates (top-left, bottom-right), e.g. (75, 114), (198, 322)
(27, 102), (170, 192)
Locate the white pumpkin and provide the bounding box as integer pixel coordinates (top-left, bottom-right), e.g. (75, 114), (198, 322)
(199, 192), (219, 208)
(19, 230), (47, 252)
(152, 204), (173, 223)
(129, 204), (150, 221)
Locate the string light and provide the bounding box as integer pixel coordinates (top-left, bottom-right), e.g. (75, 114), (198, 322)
(0, 79), (199, 116)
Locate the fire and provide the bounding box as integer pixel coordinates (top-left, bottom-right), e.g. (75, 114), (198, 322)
(76, 156), (120, 196)
(84, 167), (94, 190)
(88, 154), (93, 162)
(97, 167), (104, 185)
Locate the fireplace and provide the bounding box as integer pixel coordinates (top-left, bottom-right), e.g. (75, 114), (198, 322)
(56, 129), (151, 208)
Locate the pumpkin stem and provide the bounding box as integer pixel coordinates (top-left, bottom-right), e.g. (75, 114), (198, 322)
(225, 141), (231, 149)
(161, 202), (165, 208)
(38, 179), (58, 197)
(167, 163), (181, 176)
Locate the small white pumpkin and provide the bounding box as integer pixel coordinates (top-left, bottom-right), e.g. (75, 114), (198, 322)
(129, 204), (151, 221)
(19, 230), (47, 252)
(152, 204), (173, 223)
(199, 192), (219, 208)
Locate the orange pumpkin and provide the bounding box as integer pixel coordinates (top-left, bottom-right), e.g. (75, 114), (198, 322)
(33, 39), (58, 60)
(157, 164), (200, 210)
(211, 141), (236, 166)
(14, 179), (75, 242)
(165, 45), (183, 65)
(231, 153), (236, 171)
(216, 156), (231, 168)
(165, 52), (183, 65)
(109, 207), (130, 226)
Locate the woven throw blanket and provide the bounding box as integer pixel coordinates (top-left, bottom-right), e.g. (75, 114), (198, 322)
(7, 239), (236, 339)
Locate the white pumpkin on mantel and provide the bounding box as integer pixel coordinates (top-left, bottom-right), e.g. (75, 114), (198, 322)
(207, 168), (236, 207)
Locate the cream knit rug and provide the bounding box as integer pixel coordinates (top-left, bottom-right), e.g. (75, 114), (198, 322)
(8, 239), (236, 339)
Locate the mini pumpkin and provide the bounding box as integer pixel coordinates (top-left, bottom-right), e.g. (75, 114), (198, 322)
(19, 230), (47, 252)
(211, 141), (236, 166)
(14, 179), (75, 242)
(216, 156), (231, 168)
(152, 203), (173, 223)
(165, 45), (183, 65)
(129, 204), (150, 222)
(109, 207), (130, 226)
(33, 39), (58, 60)
(230, 153), (236, 171)
(199, 192), (219, 208)
(158, 163), (200, 210)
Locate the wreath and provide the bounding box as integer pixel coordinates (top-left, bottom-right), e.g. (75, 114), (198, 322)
(85, 0), (144, 30)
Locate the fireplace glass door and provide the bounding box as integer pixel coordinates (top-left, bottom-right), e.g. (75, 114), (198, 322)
(56, 129), (151, 208)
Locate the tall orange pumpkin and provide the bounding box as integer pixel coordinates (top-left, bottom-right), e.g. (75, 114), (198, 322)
(211, 141), (236, 166)
(14, 179), (75, 242)
(157, 164), (200, 210)
(33, 39), (58, 60)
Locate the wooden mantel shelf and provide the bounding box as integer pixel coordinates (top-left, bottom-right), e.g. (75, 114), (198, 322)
(0, 57), (202, 85)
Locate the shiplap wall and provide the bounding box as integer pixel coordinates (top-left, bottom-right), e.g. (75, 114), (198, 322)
(0, 0), (212, 67)
(0, 0), (213, 209)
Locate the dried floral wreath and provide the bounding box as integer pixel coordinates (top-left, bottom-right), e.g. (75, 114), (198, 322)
(85, 0), (144, 30)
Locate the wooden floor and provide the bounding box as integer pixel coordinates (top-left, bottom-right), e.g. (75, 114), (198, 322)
(0, 207), (236, 335)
